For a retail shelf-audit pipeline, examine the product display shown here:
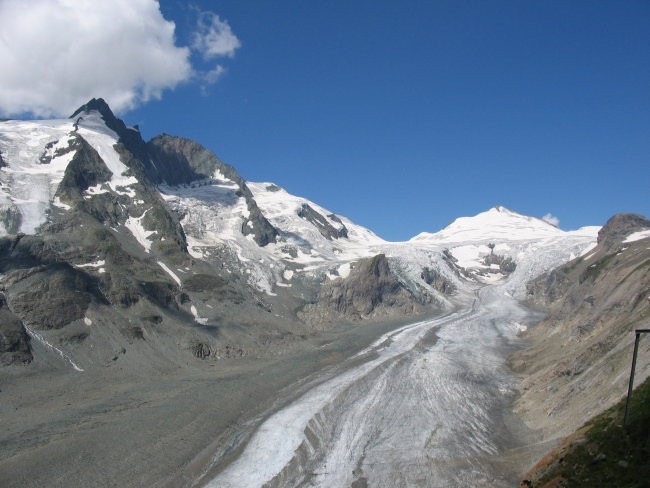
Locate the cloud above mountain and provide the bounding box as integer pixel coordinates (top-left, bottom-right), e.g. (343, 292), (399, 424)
(542, 213), (560, 227)
(0, 0), (239, 117)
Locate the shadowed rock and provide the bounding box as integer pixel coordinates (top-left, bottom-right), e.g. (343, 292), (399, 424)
(298, 204), (348, 240)
(0, 294), (32, 365)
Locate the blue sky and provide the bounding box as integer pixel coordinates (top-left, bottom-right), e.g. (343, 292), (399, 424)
(2, 1), (649, 240)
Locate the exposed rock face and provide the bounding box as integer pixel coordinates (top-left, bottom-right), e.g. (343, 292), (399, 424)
(0, 204), (21, 235)
(596, 213), (650, 250)
(38, 138), (76, 165)
(191, 342), (211, 359)
(0, 99), (300, 371)
(483, 251), (516, 274)
(514, 213), (650, 439)
(0, 293), (32, 365)
(420, 267), (456, 295)
(72, 98), (157, 181)
(71, 98), (128, 137)
(441, 247), (515, 282)
(145, 134), (208, 185)
(147, 134), (278, 247)
(56, 136), (113, 202)
(0, 235), (106, 330)
(301, 254), (431, 327)
(297, 203), (348, 239)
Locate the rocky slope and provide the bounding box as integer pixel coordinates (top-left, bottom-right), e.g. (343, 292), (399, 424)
(512, 213), (650, 440)
(300, 253), (433, 327)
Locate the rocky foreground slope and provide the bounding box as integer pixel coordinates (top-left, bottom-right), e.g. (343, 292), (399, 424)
(511, 213), (650, 462)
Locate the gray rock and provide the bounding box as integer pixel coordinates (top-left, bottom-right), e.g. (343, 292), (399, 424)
(0, 204), (22, 234)
(56, 135), (112, 203)
(420, 267), (456, 295)
(0, 294), (32, 365)
(191, 342), (211, 359)
(513, 212), (650, 445)
(592, 452), (607, 463)
(597, 213), (650, 250)
(0, 235), (106, 330)
(483, 251), (516, 274)
(147, 134), (278, 247)
(301, 254), (431, 327)
(298, 203), (348, 240)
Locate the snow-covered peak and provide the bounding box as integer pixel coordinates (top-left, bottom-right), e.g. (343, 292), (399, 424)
(247, 182), (385, 246)
(0, 102), (142, 236)
(74, 109), (119, 140)
(411, 206), (565, 244)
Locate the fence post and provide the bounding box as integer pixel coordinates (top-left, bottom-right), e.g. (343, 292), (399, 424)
(624, 328), (650, 426)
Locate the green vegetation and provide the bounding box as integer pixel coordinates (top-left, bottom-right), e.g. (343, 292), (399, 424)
(524, 377), (650, 487)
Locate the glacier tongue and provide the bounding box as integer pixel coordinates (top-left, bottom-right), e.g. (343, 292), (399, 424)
(205, 285), (543, 488)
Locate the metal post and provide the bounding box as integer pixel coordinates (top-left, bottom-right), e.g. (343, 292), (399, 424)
(624, 328), (650, 426)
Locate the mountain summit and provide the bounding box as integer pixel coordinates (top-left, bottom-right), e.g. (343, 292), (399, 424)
(411, 206), (566, 243)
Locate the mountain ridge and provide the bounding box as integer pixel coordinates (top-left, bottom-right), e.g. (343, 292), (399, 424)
(0, 99), (601, 369)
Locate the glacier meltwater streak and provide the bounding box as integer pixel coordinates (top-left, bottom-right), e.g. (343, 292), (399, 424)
(205, 284), (535, 487)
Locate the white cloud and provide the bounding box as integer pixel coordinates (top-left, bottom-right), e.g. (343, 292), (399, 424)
(192, 11), (241, 59)
(191, 10), (241, 93)
(204, 65), (226, 84)
(542, 213), (560, 227)
(0, 0), (240, 118)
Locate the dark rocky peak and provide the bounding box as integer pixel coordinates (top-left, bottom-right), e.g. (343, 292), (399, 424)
(146, 134), (227, 185)
(420, 267), (456, 295)
(597, 213), (650, 249)
(70, 98), (152, 176)
(55, 136), (112, 203)
(0, 149), (6, 168)
(148, 134), (278, 247)
(71, 98), (124, 135)
(298, 203), (348, 240)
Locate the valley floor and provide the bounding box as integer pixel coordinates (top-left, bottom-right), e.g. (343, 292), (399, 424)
(0, 314), (424, 488)
(2, 284), (564, 488)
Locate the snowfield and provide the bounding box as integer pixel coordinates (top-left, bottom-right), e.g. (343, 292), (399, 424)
(0, 118), (77, 233)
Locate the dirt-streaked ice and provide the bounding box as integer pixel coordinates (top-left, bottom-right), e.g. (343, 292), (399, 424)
(205, 283), (541, 487)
